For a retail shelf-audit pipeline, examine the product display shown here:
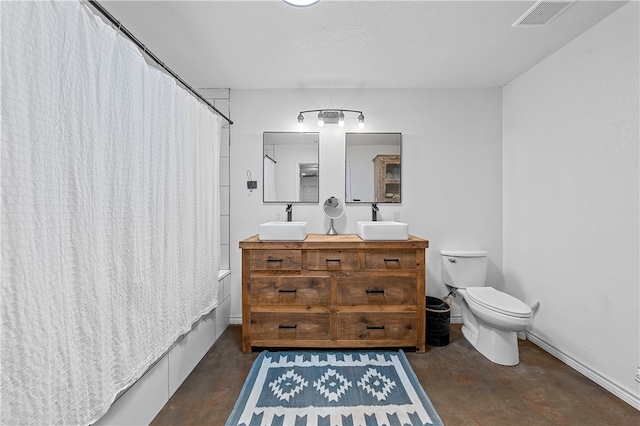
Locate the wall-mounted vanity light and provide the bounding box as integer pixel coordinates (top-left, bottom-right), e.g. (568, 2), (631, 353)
(297, 109), (365, 129)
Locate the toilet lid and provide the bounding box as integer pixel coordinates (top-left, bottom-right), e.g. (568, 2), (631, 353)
(465, 287), (532, 318)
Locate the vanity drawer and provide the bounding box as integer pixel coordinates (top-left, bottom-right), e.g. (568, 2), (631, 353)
(250, 311), (330, 341)
(365, 250), (416, 270)
(306, 250), (360, 270)
(250, 276), (330, 305)
(336, 275), (417, 306)
(337, 312), (417, 341)
(250, 250), (302, 271)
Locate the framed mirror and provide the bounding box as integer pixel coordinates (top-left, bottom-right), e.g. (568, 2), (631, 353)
(263, 132), (319, 203)
(345, 133), (401, 203)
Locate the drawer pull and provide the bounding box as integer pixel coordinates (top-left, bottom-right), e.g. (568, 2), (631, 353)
(278, 289), (297, 293)
(278, 324), (297, 329)
(366, 325), (385, 330)
(365, 289), (385, 294)
(325, 258), (341, 262)
(267, 257), (283, 262)
(384, 258), (400, 262)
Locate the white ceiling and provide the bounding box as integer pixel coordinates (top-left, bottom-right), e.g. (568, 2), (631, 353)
(98, 0), (627, 89)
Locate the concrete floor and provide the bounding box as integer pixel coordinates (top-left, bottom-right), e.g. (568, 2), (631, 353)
(151, 324), (639, 425)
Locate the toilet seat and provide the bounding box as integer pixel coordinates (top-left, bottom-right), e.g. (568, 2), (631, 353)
(465, 287), (531, 318)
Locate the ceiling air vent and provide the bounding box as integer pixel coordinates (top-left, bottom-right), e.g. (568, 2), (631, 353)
(512, 1), (575, 27)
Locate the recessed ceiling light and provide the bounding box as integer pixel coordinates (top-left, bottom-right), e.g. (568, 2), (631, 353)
(283, 0), (320, 7)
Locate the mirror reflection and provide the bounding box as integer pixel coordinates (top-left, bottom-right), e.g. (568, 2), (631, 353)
(345, 133), (401, 203)
(323, 196), (344, 219)
(263, 132), (319, 203)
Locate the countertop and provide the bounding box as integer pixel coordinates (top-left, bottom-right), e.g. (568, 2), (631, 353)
(239, 234), (429, 250)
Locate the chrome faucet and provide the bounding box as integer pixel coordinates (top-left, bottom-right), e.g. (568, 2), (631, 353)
(371, 203), (379, 221)
(286, 204), (292, 222)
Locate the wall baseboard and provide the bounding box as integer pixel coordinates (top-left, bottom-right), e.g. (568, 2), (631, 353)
(526, 332), (640, 410)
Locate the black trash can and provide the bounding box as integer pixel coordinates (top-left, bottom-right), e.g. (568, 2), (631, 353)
(426, 296), (451, 346)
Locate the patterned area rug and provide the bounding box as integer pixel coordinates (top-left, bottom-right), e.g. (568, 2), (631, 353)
(225, 350), (443, 426)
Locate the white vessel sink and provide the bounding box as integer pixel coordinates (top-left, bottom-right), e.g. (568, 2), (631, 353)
(357, 221), (409, 241)
(259, 221), (307, 241)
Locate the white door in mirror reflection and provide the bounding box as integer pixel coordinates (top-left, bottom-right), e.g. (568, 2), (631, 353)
(299, 163), (318, 202)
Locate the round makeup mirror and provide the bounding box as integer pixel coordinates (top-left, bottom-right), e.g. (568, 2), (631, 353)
(323, 196), (344, 235)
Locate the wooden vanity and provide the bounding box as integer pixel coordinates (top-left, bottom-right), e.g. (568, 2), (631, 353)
(239, 234), (429, 353)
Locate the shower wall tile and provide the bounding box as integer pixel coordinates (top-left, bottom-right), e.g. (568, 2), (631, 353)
(202, 88), (230, 271)
(199, 88), (230, 100)
(220, 216), (230, 245)
(219, 157), (230, 187)
(220, 186), (230, 215)
(220, 128), (230, 157)
(220, 245), (229, 271)
(214, 99), (230, 116)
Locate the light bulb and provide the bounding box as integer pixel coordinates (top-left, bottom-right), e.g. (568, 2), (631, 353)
(297, 113), (304, 128)
(357, 112), (365, 129)
(317, 112), (325, 127)
(338, 111), (345, 127)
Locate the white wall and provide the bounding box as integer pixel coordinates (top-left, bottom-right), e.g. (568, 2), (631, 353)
(229, 88), (503, 323)
(503, 2), (639, 408)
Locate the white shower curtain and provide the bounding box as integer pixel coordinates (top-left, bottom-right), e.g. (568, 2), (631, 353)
(1, 1), (221, 425)
(264, 156), (277, 201)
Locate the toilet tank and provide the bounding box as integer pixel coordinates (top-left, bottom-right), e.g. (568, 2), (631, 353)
(441, 250), (488, 289)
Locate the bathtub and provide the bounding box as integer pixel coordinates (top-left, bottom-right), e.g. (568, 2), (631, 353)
(95, 269), (232, 425)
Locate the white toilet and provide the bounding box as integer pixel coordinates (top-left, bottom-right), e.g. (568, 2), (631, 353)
(441, 250), (537, 366)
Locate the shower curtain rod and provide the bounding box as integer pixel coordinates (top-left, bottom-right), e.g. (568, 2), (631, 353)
(86, 0), (233, 125)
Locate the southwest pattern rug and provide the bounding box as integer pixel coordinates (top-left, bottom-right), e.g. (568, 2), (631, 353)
(225, 350), (444, 426)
